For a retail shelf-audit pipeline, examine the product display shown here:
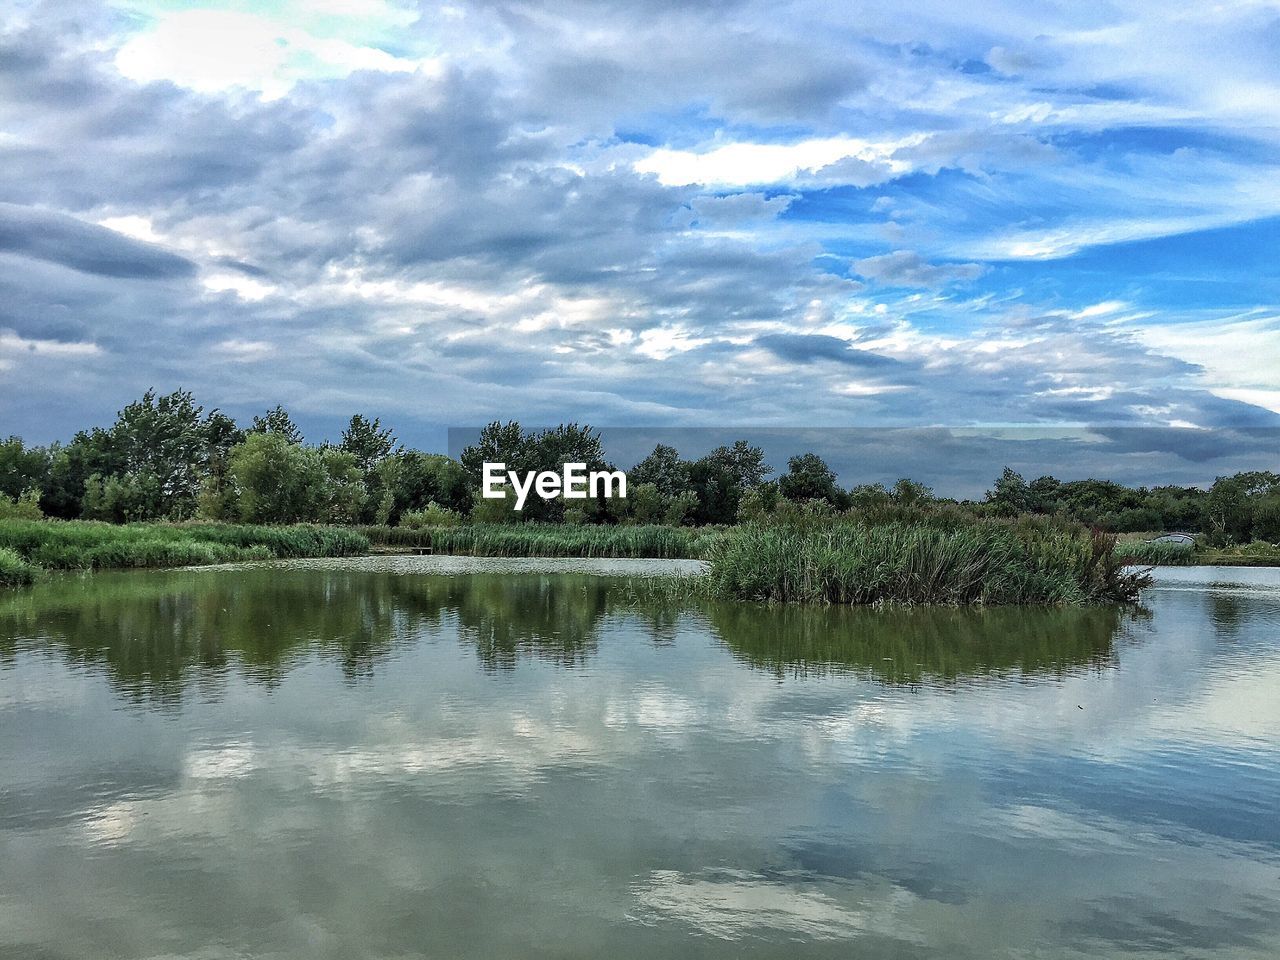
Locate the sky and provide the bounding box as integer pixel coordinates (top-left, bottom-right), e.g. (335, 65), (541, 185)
(1, 0), (1278, 483)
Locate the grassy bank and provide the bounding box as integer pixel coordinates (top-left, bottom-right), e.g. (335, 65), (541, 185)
(700, 521), (1150, 605)
(357, 523), (717, 559)
(0, 520), (368, 579)
(1115, 538), (1280, 567)
(0, 547), (37, 587)
(1114, 539), (1198, 566)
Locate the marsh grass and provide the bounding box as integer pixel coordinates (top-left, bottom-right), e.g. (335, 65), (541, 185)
(357, 523), (718, 559)
(0, 520), (367, 578)
(1114, 539), (1198, 566)
(0, 547), (36, 587)
(697, 521), (1150, 605)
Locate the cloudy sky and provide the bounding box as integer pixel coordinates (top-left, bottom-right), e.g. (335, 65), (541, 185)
(2, 0), (1279, 469)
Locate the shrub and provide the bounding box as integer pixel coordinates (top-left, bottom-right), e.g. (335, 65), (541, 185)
(0, 489), (43, 521)
(0, 546), (35, 587)
(401, 503), (464, 529)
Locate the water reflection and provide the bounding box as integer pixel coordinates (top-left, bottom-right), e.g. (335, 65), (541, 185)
(0, 565), (1144, 702)
(708, 602), (1139, 683)
(1, 562), (1278, 960)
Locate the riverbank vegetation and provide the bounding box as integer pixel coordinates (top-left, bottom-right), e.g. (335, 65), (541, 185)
(1, 389), (1276, 595)
(0, 520), (367, 577)
(3, 389), (1277, 544)
(359, 523), (712, 558)
(0, 547), (36, 587)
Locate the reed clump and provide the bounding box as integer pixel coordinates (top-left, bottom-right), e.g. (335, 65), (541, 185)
(1113, 539), (1197, 566)
(701, 520), (1149, 605)
(0, 546), (36, 587)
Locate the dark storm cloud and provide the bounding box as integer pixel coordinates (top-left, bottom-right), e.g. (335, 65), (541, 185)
(754, 334), (904, 368)
(0, 204), (195, 279)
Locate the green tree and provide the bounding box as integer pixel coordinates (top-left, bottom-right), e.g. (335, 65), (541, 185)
(0, 436), (50, 501)
(892, 477), (933, 505)
(986, 467), (1031, 516)
(847, 483), (892, 512)
(340, 414), (399, 474)
(705, 440), (772, 490)
(623, 482), (667, 525)
(391, 451), (472, 518)
(0, 487), (43, 520)
(249, 405), (303, 444)
(460, 421), (611, 522)
(688, 458), (741, 524)
(779, 453), (844, 505)
(1253, 494), (1280, 543)
(664, 490), (698, 526)
(1028, 475), (1061, 513)
(737, 483), (779, 522)
(1206, 476), (1252, 542)
(460, 421), (529, 481)
(320, 447), (369, 524)
(629, 444), (689, 497)
(228, 433), (328, 523)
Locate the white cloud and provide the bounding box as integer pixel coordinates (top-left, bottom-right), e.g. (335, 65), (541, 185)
(634, 136), (922, 187)
(114, 8), (422, 97)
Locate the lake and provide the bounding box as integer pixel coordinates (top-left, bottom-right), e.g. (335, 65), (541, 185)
(2, 559), (1278, 959)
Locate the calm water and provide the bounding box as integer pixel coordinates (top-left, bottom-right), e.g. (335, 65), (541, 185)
(1, 559), (1278, 959)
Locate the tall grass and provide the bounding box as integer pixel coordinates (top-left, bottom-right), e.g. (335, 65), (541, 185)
(0, 519), (367, 576)
(702, 521), (1150, 605)
(0, 546), (36, 587)
(357, 523), (717, 559)
(1114, 539), (1198, 566)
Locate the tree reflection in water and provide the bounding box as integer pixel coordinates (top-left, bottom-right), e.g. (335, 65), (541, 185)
(0, 565), (1142, 705)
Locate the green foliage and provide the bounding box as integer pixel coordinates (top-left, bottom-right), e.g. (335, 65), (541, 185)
(779, 453), (844, 505)
(629, 444), (690, 497)
(381, 451), (472, 521)
(340, 414), (399, 473)
(401, 503), (465, 528)
(470, 488), (520, 524)
(664, 490), (699, 526)
(1113, 539), (1198, 566)
(229, 433), (327, 523)
(36, 389), (241, 520)
(736, 483), (779, 522)
(249, 405), (304, 443)
(1253, 495), (1280, 543)
(704, 440), (772, 490)
(0, 546), (36, 587)
(0, 488), (44, 521)
(358, 522), (714, 558)
(460, 421), (613, 522)
(703, 519), (1149, 605)
(3, 389), (1276, 549)
(224, 435), (367, 524)
(986, 467), (1032, 516)
(0, 519), (366, 582)
(0, 436), (50, 501)
(623, 482), (666, 525)
(320, 447), (368, 524)
(891, 477), (934, 505)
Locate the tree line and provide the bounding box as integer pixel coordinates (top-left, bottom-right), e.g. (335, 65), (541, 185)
(1, 388), (1277, 543)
